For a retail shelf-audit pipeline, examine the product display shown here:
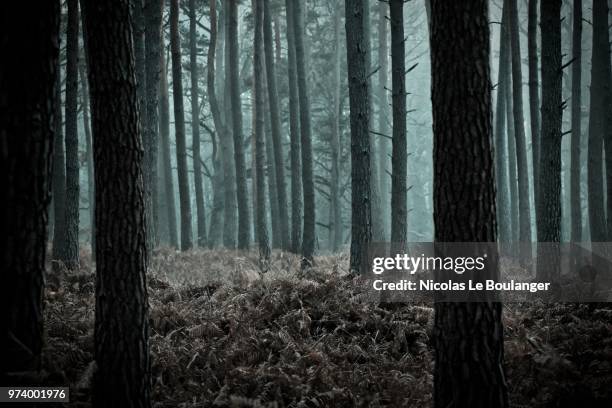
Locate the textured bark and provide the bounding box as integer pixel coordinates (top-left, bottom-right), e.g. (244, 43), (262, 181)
(508, 0), (532, 245)
(570, 0), (582, 242)
(345, 0), (372, 274)
(285, 0), (302, 254)
(189, 0), (206, 247)
(79, 55), (95, 255)
(390, 0), (407, 245)
(1, 0), (59, 373)
(159, 33), (178, 248)
(145, 0), (163, 247)
(292, 0), (315, 266)
(430, 1), (508, 407)
(263, 74), (281, 249)
(505, 48), (519, 242)
(170, 0), (194, 250)
(228, 0), (251, 249)
(263, 0), (289, 250)
(64, 0), (81, 271)
(377, 1), (390, 240)
(586, 0), (607, 242)
(537, 0), (562, 281)
(52, 62), (67, 267)
(207, 0), (225, 248)
(254, 0), (271, 262)
(330, 0), (343, 251)
(495, 1), (511, 242)
(528, 0), (540, 212)
(82, 0), (151, 405)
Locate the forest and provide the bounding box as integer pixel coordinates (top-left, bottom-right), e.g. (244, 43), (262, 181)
(1, 0), (611, 407)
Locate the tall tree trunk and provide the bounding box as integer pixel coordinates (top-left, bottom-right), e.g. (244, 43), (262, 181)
(292, 0), (315, 266)
(601, 2), (612, 240)
(79, 56), (95, 256)
(505, 52), (519, 242)
(254, 0), (271, 262)
(390, 0), (406, 245)
(586, 0), (607, 242)
(170, 0), (194, 250)
(52, 59), (67, 268)
(430, 1), (508, 406)
(159, 34), (179, 248)
(222, 3), (238, 249)
(263, 0), (289, 250)
(528, 0), (540, 214)
(228, 0), (251, 249)
(508, 0), (532, 245)
(82, 0), (151, 405)
(285, 0), (302, 254)
(1, 0), (59, 373)
(345, 0), (372, 274)
(207, 0), (225, 248)
(377, 1), (390, 240)
(64, 0), (80, 270)
(537, 0), (562, 281)
(495, 1), (511, 242)
(330, 0), (343, 251)
(145, 0), (163, 248)
(189, 0), (206, 247)
(570, 0), (582, 243)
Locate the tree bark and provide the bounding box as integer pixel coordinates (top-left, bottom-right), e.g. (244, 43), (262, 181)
(254, 0), (271, 263)
(285, 0), (302, 254)
(145, 0), (163, 248)
(495, 1), (511, 242)
(345, 0), (372, 274)
(430, 1), (508, 406)
(189, 0), (206, 247)
(170, 0), (194, 250)
(390, 0), (407, 245)
(63, 0), (81, 270)
(52, 59), (67, 269)
(263, 0), (289, 250)
(508, 0), (532, 245)
(79, 53), (95, 256)
(537, 0), (562, 280)
(528, 0), (540, 214)
(330, 0), (343, 251)
(292, 1), (315, 266)
(228, 0), (251, 249)
(1, 0), (59, 373)
(586, 0), (607, 242)
(377, 1), (390, 240)
(505, 46), (519, 242)
(82, 0), (151, 405)
(570, 0), (582, 243)
(159, 34), (179, 248)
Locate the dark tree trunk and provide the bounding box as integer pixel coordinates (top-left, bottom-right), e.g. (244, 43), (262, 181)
(170, 0), (194, 250)
(430, 1), (508, 407)
(263, 0), (289, 250)
(228, 0), (251, 249)
(508, 0), (532, 245)
(145, 0), (163, 248)
(586, 0), (607, 242)
(79, 54), (95, 256)
(537, 0), (562, 280)
(285, 0), (302, 254)
(261, 67), (280, 248)
(390, 0), (407, 245)
(1, 0), (59, 373)
(345, 0), (372, 274)
(64, 0), (80, 270)
(330, 0), (343, 251)
(570, 0), (582, 243)
(600, 2), (612, 240)
(254, 0), (271, 262)
(189, 0), (206, 247)
(291, 1), (315, 266)
(207, 0), (225, 248)
(52, 61), (67, 268)
(495, 1), (511, 242)
(377, 1), (390, 240)
(82, 0), (151, 405)
(505, 52), (519, 242)
(528, 0), (540, 213)
(159, 34), (179, 248)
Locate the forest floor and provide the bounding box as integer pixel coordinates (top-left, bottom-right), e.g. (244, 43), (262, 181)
(41, 248), (612, 407)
